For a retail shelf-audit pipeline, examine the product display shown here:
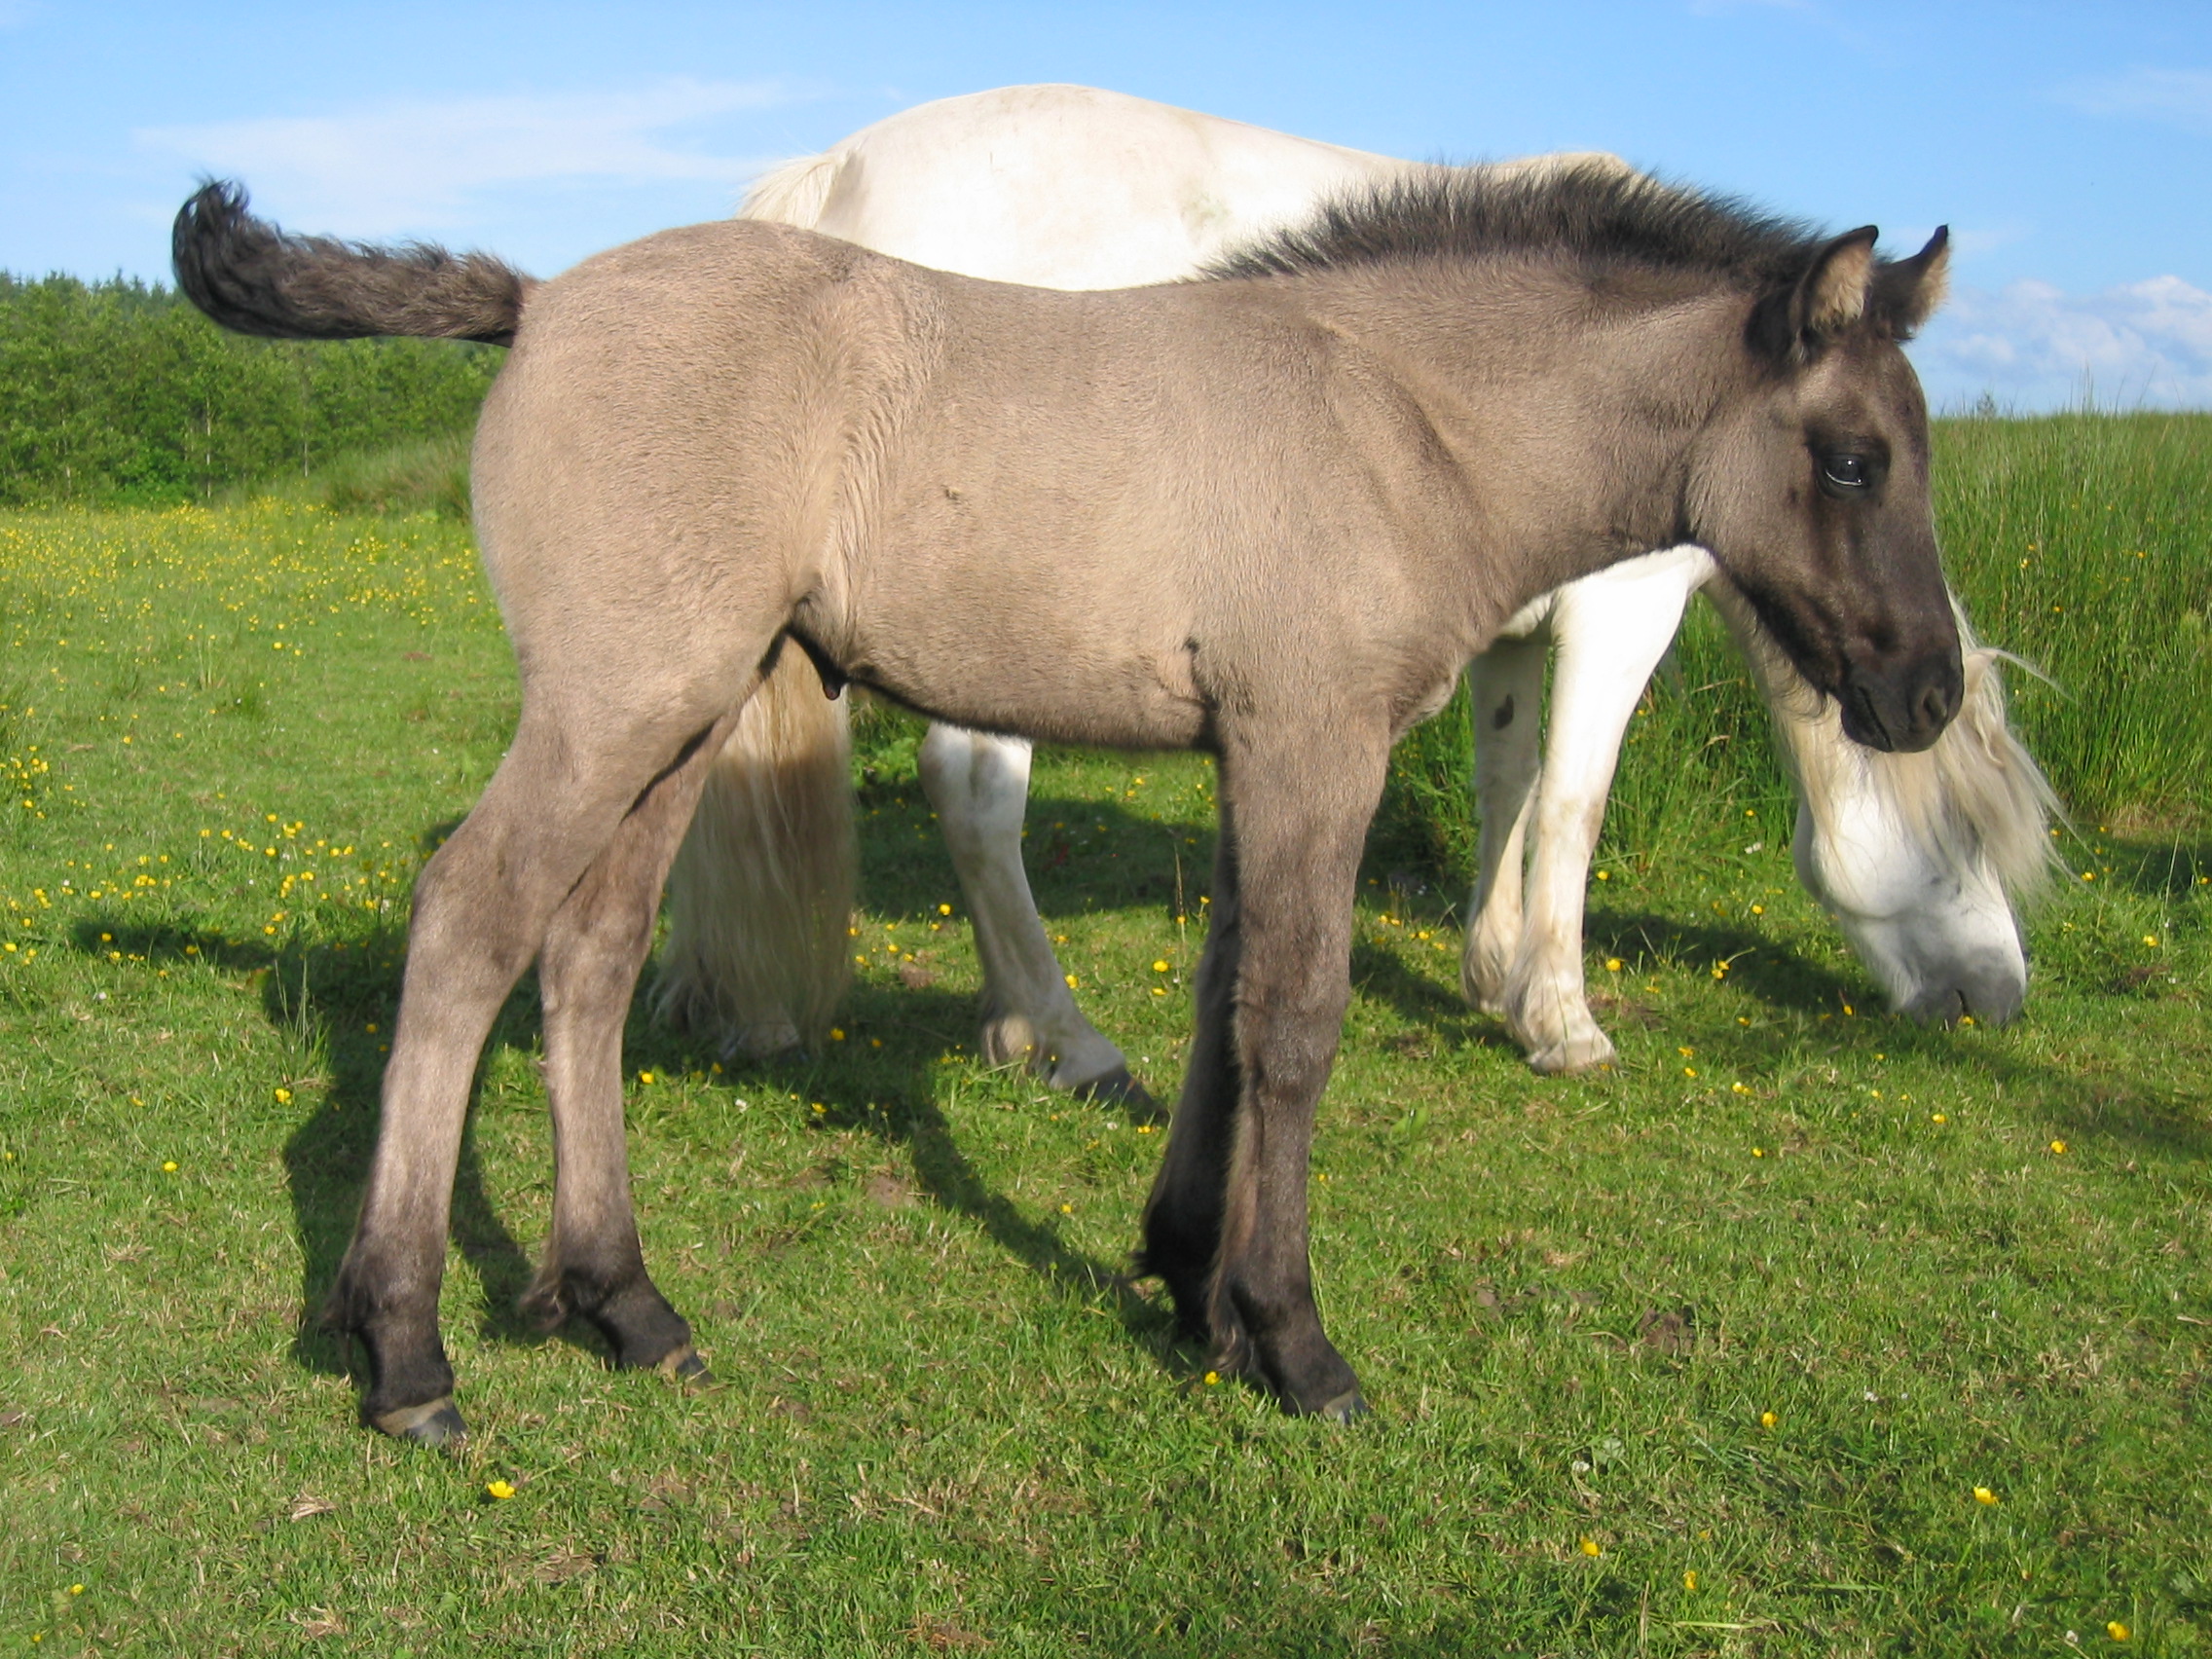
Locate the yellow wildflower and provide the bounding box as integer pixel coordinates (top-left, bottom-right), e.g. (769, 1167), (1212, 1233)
(1579, 1537), (1602, 1558)
(485, 1479), (516, 1501)
(1973, 1486), (1998, 1505)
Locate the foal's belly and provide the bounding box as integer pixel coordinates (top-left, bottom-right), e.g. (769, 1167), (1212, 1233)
(823, 560), (1211, 753)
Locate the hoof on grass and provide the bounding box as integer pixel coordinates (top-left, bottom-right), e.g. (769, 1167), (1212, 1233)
(371, 1395), (467, 1449)
(1068, 1064), (1159, 1117)
(1313, 1386), (1369, 1425)
(656, 1345), (718, 1394)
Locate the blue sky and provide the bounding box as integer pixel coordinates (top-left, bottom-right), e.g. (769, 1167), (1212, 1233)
(4, 0), (2209, 410)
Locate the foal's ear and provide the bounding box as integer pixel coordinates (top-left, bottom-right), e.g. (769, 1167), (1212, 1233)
(1750, 225), (1881, 363)
(1874, 225), (1951, 338)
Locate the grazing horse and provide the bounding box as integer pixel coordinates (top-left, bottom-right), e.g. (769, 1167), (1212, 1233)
(658, 86), (2054, 1084)
(175, 155), (1960, 1439)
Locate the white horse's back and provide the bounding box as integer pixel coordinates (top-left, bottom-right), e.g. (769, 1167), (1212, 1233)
(746, 85), (1405, 288)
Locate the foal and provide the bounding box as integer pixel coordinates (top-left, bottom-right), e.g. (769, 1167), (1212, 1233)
(177, 165), (1959, 1439)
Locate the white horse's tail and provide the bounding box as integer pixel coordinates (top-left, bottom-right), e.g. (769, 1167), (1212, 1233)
(655, 648), (855, 1053)
(653, 147), (860, 1056)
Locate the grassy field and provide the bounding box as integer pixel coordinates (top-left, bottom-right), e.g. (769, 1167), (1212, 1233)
(0, 413), (2208, 1655)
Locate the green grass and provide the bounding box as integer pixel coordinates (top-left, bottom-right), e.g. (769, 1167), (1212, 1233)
(0, 416), (2208, 1655)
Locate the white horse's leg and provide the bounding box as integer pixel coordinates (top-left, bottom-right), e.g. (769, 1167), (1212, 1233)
(1460, 629), (1548, 1014)
(915, 722), (1142, 1100)
(1501, 549), (1711, 1074)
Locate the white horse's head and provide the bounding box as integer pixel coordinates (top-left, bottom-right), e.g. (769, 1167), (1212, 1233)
(1789, 625), (2061, 1024)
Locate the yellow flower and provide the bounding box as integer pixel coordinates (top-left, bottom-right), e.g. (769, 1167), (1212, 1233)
(2109, 1621), (2130, 1641)
(2050, 1140), (2068, 1156)
(1202, 1371), (1220, 1385)
(1933, 1113), (1947, 1124)
(1731, 1082), (1750, 1095)
(162, 1161), (177, 1172)
(1604, 958), (1622, 973)
(1153, 960), (1169, 973)
(1059, 1202), (1072, 1214)
(638, 1070), (654, 1085)
(274, 1087), (292, 1105)
(1751, 1147), (1765, 1159)
(68, 1585), (83, 1597)
(485, 1479), (516, 1500)
(1973, 1486), (1999, 1505)
(1759, 1410), (1777, 1428)
(1683, 1570), (1698, 1591)
(1579, 1537), (1602, 1558)
(1683, 1066), (1698, 1078)
(939, 903), (952, 915)
(830, 1028), (845, 1041)
(1065, 974), (1079, 988)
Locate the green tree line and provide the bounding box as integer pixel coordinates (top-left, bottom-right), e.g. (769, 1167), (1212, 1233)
(0, 273), (498, 507)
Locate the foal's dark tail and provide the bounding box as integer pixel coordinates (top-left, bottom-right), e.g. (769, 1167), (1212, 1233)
(172, 181), (531, 347)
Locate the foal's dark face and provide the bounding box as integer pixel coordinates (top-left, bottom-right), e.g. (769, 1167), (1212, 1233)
(1696, 229), (1961, 753)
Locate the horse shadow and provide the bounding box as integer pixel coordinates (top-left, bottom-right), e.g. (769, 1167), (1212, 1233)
(65, 796), (1190, 1394)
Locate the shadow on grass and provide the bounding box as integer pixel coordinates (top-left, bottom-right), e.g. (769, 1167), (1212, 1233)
(64, 852), (1186, 1403)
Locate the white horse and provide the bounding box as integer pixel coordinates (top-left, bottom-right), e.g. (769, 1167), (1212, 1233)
(656, 84), (2059, 1084)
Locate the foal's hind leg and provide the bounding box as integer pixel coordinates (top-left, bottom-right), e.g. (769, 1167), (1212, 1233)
(917, 723), (1141, 1101)
(518, 710), (747, 1385)
(330, 697), (743, 1445)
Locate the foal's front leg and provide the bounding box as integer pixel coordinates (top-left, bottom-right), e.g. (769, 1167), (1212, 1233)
(1144, 730), (1384, 1419)
(916, 724), (1140, 1100)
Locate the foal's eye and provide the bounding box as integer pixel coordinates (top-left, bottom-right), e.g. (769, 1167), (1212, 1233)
(1821, 454), (1869, 492)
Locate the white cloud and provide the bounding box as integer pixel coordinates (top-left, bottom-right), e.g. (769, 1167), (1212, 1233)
(2057, 67), (2212, 138)
(135, 78), (808, 235)
(1912, 275), (2212, 411)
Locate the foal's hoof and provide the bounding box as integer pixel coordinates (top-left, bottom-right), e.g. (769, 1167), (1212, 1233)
(370, 1395), (468, 1449)
(1069, 1063), (1158, 1115)
(655, 1345), (719, 1394)
(1313, 1386), (1370, 1425)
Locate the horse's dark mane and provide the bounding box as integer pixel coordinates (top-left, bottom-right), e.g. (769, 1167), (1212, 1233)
(1207, 161), (1826, 291)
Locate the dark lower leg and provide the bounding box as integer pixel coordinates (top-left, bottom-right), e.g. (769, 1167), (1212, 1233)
(1139, 821), (1242, 1343)
(331, 710), (730, 1441)
(1203, 732), (1382, 1419)
(523, 712), (742, 1380)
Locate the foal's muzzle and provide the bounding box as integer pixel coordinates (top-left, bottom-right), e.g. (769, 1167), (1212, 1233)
(1839, 647), (1963, 754)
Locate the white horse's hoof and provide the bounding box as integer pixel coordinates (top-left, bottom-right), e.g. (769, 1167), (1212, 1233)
(1524, 1026), (1618, 1075)
(1459, 950), (1513, 1014)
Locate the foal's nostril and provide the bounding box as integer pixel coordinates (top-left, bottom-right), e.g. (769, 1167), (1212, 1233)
(1917, 678), (1959, 735)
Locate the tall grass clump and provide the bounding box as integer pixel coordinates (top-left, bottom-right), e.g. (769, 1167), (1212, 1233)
(252, 433), (473, 519)
(1936, 410), (2212, 829)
